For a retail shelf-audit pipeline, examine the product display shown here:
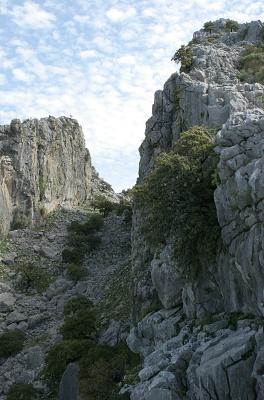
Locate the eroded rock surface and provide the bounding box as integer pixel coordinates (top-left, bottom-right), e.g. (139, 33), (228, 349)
(0, 116), (108, 233)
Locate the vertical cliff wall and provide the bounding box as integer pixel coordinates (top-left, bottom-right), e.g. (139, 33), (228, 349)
(0, 116), (94, 233)
(132, 19), (264, 321)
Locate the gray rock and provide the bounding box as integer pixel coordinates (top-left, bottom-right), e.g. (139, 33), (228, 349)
(25, 347), (43, 370)
(0, 116), (113, 234)
(6, 311), (27, 324)
(58, 363), (79, 400)
(0, 292), (16, 312)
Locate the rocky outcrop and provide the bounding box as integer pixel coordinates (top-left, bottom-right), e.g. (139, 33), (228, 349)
(0, 116), (96, 233)
(132, 19), (264, 320)
(127, 308), (264, 400)
(128, 18), (264, 400)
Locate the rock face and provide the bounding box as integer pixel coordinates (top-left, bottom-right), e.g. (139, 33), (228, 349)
(132, 19), (264, 320)
(128, 18), (264, 400)
(0, 116), (94, 233)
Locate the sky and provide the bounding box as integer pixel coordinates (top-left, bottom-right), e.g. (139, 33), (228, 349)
(0, 1), (263, 191)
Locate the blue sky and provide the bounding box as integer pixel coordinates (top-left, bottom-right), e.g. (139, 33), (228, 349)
(0, 1), (263, 191)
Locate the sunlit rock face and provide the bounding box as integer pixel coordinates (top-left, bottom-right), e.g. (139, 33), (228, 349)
(0, 116), (93, 233)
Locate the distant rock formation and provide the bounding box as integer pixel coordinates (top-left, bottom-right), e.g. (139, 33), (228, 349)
(0, 116), (111, 233)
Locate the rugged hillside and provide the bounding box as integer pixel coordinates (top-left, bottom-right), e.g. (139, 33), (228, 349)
(0, 116), (111, 234)
(127, 19), (264, 400)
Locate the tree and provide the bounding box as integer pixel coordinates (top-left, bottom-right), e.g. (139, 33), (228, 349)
(204, 21), (214, 34)
(171, 45), (193, 73)
(225, 20), (239, 32)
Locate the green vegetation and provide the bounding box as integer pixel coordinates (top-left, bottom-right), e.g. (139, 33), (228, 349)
(6, 383), (39, 400)
(63, 296), (93, 316)
(60, 299), (96, 340)
(171, 45), (193, 73)
(45, 295), (140, 399)
(45, 339), (92, 384)
(92, 195), (132, 222)
(38, 176), (46, 201)
(0, 330), (26, 358)
(225, 20), (239, 32)
(14, 262), (51, 293)
(238, 44), (264, 84)
(62, 214), (104, 266)
(203, 21), (214, 34)
(66, 263), (87, 281)
(79, 343), (140, 400)
(133, 126), (220, 278)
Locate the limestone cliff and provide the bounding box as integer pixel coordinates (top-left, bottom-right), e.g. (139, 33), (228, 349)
(0, 116), (101, 233)
(132, 19), (264, 320)
(127, 19), (264, 400)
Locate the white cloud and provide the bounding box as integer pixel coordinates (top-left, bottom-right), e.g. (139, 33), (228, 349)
(80, 49), (99, 59)
(106, 6), (136, 22)
(0, 73), (6, 85)
(11, 1), (56, 29)
(12, 68), (33, 82)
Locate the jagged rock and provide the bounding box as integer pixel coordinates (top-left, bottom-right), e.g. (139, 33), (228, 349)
(186, 329), (258, 399)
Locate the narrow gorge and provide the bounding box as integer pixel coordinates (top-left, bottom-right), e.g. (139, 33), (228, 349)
(1, 18), (264, 400)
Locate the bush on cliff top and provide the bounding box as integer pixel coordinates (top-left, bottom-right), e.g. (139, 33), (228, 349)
(133, 126), (220, 278)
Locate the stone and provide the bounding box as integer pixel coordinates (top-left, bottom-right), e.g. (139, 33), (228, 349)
(25, 347), (44, 370)
(6, 311), (27, 324)
(58, 363), (79, 400)
(0, 292), (16, 312)
(1, 253), (17, 265)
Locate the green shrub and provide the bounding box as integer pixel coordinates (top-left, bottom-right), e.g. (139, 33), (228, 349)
(92, 196), (116, 217)
(133, 126), (220, 278)
(15, 262), (51, 293)
(60, 309), (96, 340)
(6, 383), (39, 400)
(67, 263), (87, 282)
(238, 44), (264, 84)
(92, 195), (132, 222)
(0, 330), (26, 358)
(68, 214), (104, 234)
(171, 45), (193, 73)
(79, 343), (140, 400)
(64, 214), (103, 265)
(64, 296), (93, 316)
(44, 339), (92, 384)
(62, 247), (86, 264)
(10, 210), (30, 230)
